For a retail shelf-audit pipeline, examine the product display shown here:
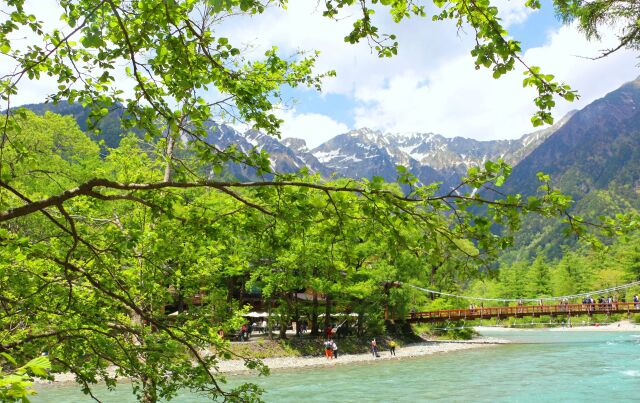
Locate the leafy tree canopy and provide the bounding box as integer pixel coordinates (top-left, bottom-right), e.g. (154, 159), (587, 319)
(0, 1), (637, 402)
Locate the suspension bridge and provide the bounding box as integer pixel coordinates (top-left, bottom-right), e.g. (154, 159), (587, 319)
(402, 281), (640, 323)
(406, 302), (640, 323)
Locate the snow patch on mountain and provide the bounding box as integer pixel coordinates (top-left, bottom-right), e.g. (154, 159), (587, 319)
(315, 149), (343, 163)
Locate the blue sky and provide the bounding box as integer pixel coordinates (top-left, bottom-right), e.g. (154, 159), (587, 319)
(282, 90), (356, 128)
(510, 0), (561, 50)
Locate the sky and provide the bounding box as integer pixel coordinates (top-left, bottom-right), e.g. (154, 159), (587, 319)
(216, 1), (638, 147)
(2, 1), (639, 148)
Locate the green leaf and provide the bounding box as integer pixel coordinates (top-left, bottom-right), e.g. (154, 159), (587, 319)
(0, 353), (17, 366)
(23, 356), (51, 377)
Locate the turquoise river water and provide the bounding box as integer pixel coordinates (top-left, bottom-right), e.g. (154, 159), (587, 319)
(33, 330), (640, 402)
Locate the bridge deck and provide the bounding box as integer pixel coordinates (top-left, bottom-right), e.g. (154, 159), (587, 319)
(407, 302), (640, 323)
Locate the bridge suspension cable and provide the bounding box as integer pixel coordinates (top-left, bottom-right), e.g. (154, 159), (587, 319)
(405, 280), (640, 303)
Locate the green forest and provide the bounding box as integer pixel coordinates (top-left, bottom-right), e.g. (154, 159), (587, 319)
(1, 0), (639, 402)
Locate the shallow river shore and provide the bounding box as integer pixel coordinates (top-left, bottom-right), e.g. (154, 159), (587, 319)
(38, 320), (640, 385)
(38, 337), (507, 384)
(474, 319), (640, 333)
(216, 337), (507, 374)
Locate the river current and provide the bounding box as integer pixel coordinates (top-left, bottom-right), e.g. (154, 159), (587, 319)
(34, 330), (640, 402)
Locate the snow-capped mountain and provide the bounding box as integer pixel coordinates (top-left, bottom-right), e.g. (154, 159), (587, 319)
(303, 115), (572, 188)
(20, 101), (571, 187)
(195, 111), (574, 186)
(310, 128), (441, 184)
(201, 123), (328, 180)
(320, 117), (570, 171)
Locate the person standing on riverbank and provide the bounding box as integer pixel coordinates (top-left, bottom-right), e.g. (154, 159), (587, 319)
(324, 340), (333, 359)
(371, 338), (379, 357)
(388, 340), (396, 356)
(332, 340), (338, 359)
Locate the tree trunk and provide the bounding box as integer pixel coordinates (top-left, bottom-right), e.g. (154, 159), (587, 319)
(430, 265), (438, 301)
(323, 294), (331, 334)
(279, 294), (289, 339)
(311, 292), (319, 336)
(279, 316), (287, 339)
(239, 279), (245, 307)
(141, 374), (158, 403)
(163, 132), (175, 182)
(357, 305), (365, 336)
(226, 277), (235, 304)
(310, 267), (319, 335)
(267, 300), (273, 340)
(294, 303), (300, 336)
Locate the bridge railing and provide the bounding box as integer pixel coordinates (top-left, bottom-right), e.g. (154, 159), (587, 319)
(408, 302), (640, 321)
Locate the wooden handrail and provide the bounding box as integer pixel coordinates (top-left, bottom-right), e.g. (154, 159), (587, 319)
(407, 302), (640, 322)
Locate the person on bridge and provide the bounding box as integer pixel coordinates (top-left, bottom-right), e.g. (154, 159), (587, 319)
(561, 298), (569, 312)
(634, 294), (639, 309)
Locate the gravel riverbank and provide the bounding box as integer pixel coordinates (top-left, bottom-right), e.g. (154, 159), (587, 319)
(216, 337), (508, 374)
(38, 337), (507, 384)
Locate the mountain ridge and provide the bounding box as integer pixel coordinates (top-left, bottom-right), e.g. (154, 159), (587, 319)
(20, 101), (570, 187)
(17, 78), (636, 200)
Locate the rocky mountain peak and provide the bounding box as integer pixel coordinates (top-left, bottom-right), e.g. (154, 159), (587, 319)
(282, 138), (308, 153)
(346, 128), (389, 146)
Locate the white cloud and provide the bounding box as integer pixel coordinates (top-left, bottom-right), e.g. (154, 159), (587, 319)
(217, 2), (468, 96)
(1, 1), (139, 107)
(493, 0), (535, 27)
(275, 108), (349, 149)
(353, 61), (534, 139)
(351, 23), (639, 140)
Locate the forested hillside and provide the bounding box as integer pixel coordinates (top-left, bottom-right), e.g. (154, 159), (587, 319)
(21, 101), (133, 150)
(505, 78), (640, 201)
(501, 78), (640, 259)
